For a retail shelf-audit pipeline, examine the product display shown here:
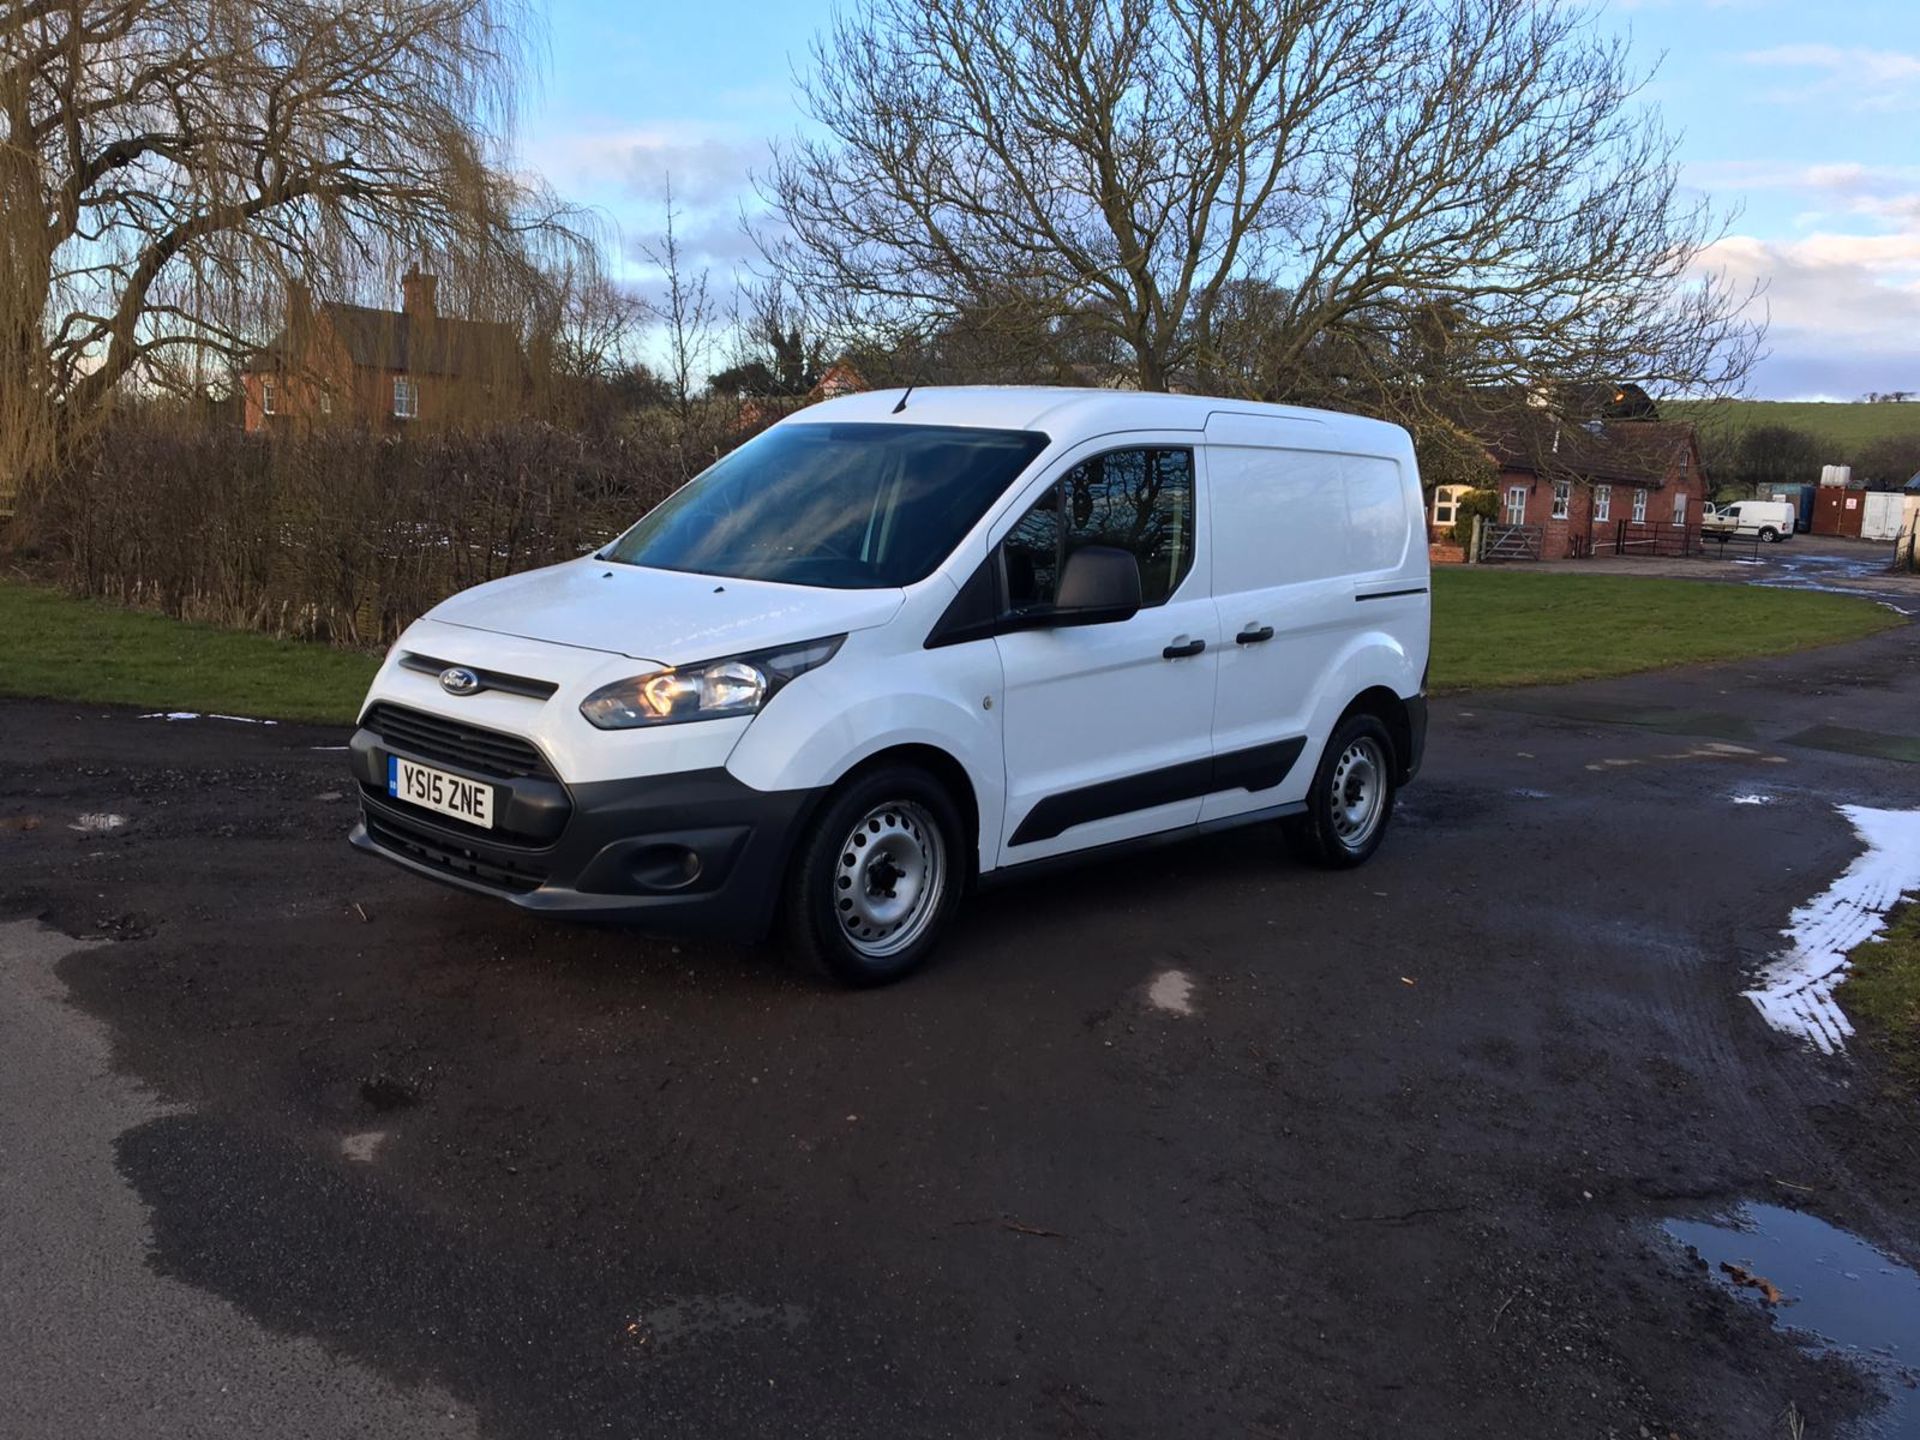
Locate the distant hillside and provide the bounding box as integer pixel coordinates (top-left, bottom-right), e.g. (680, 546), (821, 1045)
(1662, 400), (1920, 452)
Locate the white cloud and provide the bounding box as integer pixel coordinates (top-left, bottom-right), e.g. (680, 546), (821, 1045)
(1685, 159), (1920, 396)
(1737, 45), (1920, 110)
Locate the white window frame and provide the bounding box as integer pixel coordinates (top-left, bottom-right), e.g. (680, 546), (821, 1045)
(1632, 488), (1648, 524)
(1505, 485), (1528, 526)
(1551, 481), (1571, 521)
(260, 380), (277, 416)
(1672, 491), (1688, 527)
(1593, 485), (1611, 523)
(393, 376), (418, 419)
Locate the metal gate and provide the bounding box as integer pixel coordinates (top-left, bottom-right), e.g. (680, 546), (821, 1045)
(1480, 523), (1543, 561)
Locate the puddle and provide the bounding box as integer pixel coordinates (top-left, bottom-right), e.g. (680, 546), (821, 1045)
(1745, 805), (1920, 1052)
(1664, 1203), (1920, 1435)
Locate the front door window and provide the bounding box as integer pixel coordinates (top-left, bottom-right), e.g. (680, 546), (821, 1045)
(1505, 486), (1528, 526)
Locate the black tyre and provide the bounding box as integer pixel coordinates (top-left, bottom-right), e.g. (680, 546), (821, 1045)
(1760, 527), (1780, 543)
(781, 764), (965, 986)
(1283, 713), (1397, 869)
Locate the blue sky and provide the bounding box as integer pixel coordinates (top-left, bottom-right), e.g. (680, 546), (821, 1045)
(522, 0), (1920, 400)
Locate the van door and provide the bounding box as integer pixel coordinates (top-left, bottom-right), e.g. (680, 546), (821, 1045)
(992, 442), (1220, 861)
(1201, 439), (1418, 824)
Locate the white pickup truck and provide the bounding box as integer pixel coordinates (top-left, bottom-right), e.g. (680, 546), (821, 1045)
(1702, 499), (1796, 543)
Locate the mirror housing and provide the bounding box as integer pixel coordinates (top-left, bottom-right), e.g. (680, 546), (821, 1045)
(1047, 544), (1142, 626)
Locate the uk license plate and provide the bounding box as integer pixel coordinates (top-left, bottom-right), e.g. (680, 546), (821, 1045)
(388, 756), (495, 828)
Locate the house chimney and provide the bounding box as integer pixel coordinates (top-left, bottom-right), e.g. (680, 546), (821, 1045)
(402, 269), (437, 320)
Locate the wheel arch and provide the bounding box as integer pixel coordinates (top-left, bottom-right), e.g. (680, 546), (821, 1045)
(1338, 685), (1415, 784)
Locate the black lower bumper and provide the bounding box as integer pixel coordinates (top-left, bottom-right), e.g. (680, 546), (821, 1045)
(347, 728), (821, 941)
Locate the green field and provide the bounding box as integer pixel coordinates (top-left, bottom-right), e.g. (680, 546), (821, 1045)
(0, 570), (1904, 723)
(1428, 569), (1901, 692)
(0, 581), (380, 724)
(1664, 399), (1920, 450)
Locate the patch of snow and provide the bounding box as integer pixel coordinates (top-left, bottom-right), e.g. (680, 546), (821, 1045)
(1744, 805), (1920, 1054)
(1731, 794), (1776, 806)
(340, 1131), (387, 1163)
(139, 711), (277, 726)
(1146, 969), (1196, 1016)
(68, 813), (126, 833)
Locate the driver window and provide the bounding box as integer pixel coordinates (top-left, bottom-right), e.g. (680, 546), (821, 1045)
(1000, 447), (1194, 613)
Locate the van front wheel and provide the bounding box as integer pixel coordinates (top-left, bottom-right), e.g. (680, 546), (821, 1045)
(1284, 714), (1397, 868)
(782, 765), (964, 986)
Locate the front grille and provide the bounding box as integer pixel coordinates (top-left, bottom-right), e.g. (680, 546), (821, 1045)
(365, 805), (548, 895)
(362, 702), (554, 780)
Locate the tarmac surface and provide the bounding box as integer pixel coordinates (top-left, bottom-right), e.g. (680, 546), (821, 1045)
(5, 568), (1920, 1438)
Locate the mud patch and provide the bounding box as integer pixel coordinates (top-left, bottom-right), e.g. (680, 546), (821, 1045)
(1665, 1202), (1920, 1434)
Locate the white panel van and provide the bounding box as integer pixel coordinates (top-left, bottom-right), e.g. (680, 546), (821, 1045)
(349, 389), (1431, 984)
(1702, 498), (1796, 542)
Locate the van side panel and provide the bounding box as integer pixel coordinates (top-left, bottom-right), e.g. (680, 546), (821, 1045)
(1200, 436), (1427, 823)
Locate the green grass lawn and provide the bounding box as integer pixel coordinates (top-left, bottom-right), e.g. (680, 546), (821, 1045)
(1430, 569), (1901, 692)
(1664, 399), (1920, 450)
(0, 581), (379, 725)
(1839, 903), (1920, 1088)
(0, 569), (1903, 722)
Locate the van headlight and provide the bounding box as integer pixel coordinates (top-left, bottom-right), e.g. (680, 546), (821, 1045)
(579, 635), (845, 729)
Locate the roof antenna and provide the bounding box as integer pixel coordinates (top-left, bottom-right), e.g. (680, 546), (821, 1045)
(892, 385), (914, 414)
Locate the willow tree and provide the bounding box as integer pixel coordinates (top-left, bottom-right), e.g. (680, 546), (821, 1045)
(0, 0), (581, 499)
(765, 0), (1760, 412)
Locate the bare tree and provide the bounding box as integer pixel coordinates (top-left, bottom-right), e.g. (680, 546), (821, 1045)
(764, 0), (1761, 405)
(635, 182), (716, 421)
(0, 0), (582, 497)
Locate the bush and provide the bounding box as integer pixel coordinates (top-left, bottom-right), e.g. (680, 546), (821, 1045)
(1448, 488), (1502, 548)
(19, 415), (727, 646)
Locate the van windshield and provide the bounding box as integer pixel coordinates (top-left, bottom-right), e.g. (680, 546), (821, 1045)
(602, 422), (1050, 589)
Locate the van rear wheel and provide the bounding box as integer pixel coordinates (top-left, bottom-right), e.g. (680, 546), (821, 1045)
(1760, 527), (1781, 543)
(1284, 713), (1397, 868)
(782, 764), (964, 986)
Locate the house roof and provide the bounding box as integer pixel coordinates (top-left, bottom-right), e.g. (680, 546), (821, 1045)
(1480, 411), (1699, 489)
(241, 302), (521, 378)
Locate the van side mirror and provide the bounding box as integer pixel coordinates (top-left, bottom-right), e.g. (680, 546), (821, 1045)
(1049, 544), (1142, 626)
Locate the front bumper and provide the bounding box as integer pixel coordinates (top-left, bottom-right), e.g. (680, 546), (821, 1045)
(347, 724), (820, 940)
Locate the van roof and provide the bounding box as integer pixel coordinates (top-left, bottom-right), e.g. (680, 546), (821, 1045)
(783, 385), (1410, 451)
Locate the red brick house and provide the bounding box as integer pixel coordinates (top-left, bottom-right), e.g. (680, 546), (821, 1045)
(238, 272), (525, 433)
(1468, 398), (1709, 559)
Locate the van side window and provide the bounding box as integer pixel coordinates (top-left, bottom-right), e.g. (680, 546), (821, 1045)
(1002, 447), (1195, 612)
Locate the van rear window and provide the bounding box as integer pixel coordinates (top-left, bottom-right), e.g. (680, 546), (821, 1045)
(602, 422), (1049, 589)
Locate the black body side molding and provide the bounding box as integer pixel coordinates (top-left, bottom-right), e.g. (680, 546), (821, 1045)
(1008, 736), (1307, 847)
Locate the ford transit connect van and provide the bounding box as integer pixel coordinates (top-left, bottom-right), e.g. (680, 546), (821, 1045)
(349, 388), (1430, 984)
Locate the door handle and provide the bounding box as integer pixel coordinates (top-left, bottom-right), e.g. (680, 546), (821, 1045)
(1235, 625), (1275, 644)
(1162, 637), (1207, 659)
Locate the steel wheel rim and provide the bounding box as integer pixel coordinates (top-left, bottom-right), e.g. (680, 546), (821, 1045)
(1329, 737), (1386, 847)
(833, 801), (947, 959)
